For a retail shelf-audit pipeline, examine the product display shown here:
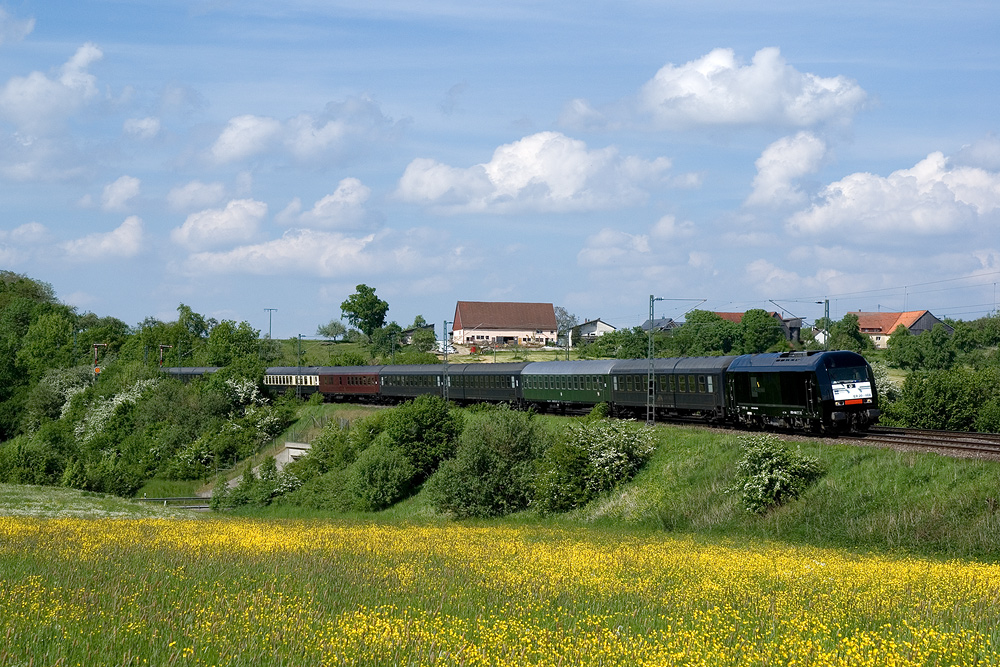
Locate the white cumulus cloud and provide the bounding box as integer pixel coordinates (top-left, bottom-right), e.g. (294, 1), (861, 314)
(209, 97), (401, 165)
(0, 221), (49, 244)
(61, 216), (144, 260)
(564, 47), (866, 131)
(746, 132), (827, 207)
(787, 151), (1000, 236)
(577, 228), (650, 267)
(397, 131), (672, 213)
(101, 175), (141, 212)
(210, 115), (283, 163)
(0, 43), (103, 134)
(0, 9), (34, 44)
(184, 229), (376, 277)
(651, 214), (696, 240)
(171, 199), (267, 250)
(277, 177), (375, 230)
(123, 116), (161, 139)
(167, 180), (227, 211)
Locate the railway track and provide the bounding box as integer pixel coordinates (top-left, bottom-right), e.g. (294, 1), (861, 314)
(857, 426), (1000, 457)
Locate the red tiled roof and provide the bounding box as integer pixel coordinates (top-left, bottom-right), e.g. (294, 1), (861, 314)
(454, 301), (557, 331)
(853, 311), (929, 334)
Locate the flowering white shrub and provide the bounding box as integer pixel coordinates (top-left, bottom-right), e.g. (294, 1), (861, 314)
(727, 433), (824, 514)
(870, 361), (900, 404)
(224, 377), (267, 408)
(572, 419), (656, 494)
(74, 378), (159, 445)
(533, 419), (656, 514)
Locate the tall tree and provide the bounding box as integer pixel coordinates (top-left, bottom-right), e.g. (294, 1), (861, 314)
(740, 309), (785, 354)
(369, 322), (403, 360)
(340, 284), (389, 337)
(554, 307), (578, 341)
(828, 313), (872, 353)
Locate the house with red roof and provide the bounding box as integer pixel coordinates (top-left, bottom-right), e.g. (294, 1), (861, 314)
(452, 301), (558, 347)
(851, 310), (952, 349)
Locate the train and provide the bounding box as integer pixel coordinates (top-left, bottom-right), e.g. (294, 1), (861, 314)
(164, 350), (880, 433)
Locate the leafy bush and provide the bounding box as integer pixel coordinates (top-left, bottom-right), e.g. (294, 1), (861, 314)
(284, 421), (356, 482)
(380, 395), (461, 480)
(586, 402), (611, 421)
(212, 457), (302, 510)
(426, 405), (548, 518)
(534, 419), (655, 514)
(727, 433), (824, 514)
(0, 435), (64, 485)
(278, 467), (353, 511)
(885, 368), (983, 431)
(344, 444), (415, 511)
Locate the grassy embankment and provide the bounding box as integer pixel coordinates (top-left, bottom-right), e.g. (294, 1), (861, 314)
(4, 409), (1000, 665)
(132, 400), (1000, 562)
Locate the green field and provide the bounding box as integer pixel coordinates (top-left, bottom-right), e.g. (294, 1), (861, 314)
(2, 509), (999, 666)
(5, 420), (1000, 666)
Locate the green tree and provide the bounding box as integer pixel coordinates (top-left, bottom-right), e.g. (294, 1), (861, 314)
(408, 327), (437, 353)
(827, 314), (872, 353)
(316, 320), (347, 340)
(586, 327), (648, 359)
(669, 310), (740, 356)
(340, 284), (389, 337)
(369, 322), (403, 361)
(204, 320), (260, 367)
(0, 271), (56, 310)
(380, 395), (461, 480)
(75, 314), (131, 365)
(17, 307), (76, 382)
(427, 405), (548, 518)
(920, 323), (956, 370)
(554, 306), (579, 344)
(740, 309), (785, 354)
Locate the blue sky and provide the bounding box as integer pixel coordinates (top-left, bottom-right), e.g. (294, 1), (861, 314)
(2, 1), (999, 338)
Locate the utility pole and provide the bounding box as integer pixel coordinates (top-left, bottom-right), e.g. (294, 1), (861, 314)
(264, 308), (277, 339)
(816, 299), (830, 349)
(647, 295), (664, 425)
(442, 320), (452, 403)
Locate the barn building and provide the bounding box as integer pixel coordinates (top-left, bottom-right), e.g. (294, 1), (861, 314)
(452, 301), (558, 347)
(851, 310), (952, 349)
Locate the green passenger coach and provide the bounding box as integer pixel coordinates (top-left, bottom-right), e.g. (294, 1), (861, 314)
(521, 360), (618, 410)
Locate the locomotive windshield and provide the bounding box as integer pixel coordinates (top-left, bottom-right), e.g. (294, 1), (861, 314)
(827, 366), (869, 383)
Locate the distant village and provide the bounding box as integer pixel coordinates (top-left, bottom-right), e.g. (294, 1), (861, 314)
(428, 300), (951, 350)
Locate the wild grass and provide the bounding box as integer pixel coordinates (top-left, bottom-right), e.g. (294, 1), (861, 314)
(6, 422), (1000, 665)
(572, 425), (1000, 561)
(3, 516), (999, 666)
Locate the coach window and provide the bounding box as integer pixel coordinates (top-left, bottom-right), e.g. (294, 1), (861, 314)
(698, 376), (707, 393)
(678, 375), (686, 392)
(688, 375), (697, 393)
